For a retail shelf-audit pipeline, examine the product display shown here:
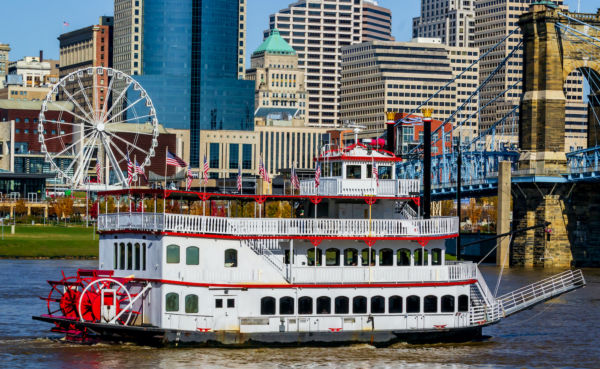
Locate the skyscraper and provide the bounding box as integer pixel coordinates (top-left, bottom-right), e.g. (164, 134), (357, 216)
(266, 0), (393, 128)
(113, 0), (254, 167)
(412, 0), (476, 47)
(0, 44), (10, 86)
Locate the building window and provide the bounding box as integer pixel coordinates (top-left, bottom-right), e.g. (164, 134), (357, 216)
(186, 246), (199, 265)
(397, 249), (411, 266)
(379, 248), (393, 266)
(361, 248), (375, 266)
(371, 296), (385, 314)
(279, 296), (294, 315)
(432, 248), (442, 265)
(215, 299), (223, 308)
(298, 296), (313, 314)
(119, 242), (125, 269)
(210, 143), (220, 168)
(353, 296), (367, 314)
(165, 293), (179, 312)
(458, 295), (469, 312)
(343, 248), (358, 266)
(325, 248), (339, 266)
(261, 297), (276, 315)
(334, 296), (349, 314)
(185, 294), (199, 313)
(307, 248), (322, 266)
(242, 144), (252, 169)
(134, 243), (141, 270)
(166, 244), (180, 264)
(225, 249), (237, 267)
(229, 143), (239, 169)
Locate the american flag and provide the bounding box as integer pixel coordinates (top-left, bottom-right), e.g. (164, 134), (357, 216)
(95, 160), (102, 184)
(203, 155), (209, 184)
(166, 151), (187, 167)
(186, 168), (193, 191)
(291, 163), (300, 191)
(237, 167), (242, 193)
(63, 21), (69, 27)
(135, 161), (147, 181)
(314, 162), (321, 188)
(127, 155), (134, 186)
(372, 158), (379, 187)
(258, 156), (271, 183)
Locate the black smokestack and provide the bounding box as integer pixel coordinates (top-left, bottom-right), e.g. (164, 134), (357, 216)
(385, 112), (396, 154)
(39, 50), (43, 62)
(422, 110), (432, 219)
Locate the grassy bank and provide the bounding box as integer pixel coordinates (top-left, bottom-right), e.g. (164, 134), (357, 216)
(0, 225), (98, 258)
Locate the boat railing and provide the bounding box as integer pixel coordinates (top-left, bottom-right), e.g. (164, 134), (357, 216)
(98, 213), (458, 238)
(299, 178), (420, 197)
(469, 302), (504, 325)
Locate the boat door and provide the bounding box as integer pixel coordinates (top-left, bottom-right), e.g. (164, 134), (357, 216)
(406, 314), (420, 329)
(213, 295), (239, 331)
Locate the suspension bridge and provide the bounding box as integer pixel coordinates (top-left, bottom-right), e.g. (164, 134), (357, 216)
(395, 3), (600, 268)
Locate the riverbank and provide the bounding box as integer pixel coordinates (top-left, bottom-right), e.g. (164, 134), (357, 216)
(0, 225), (98, 259)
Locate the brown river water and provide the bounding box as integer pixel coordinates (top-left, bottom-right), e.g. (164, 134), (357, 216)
(1, 260), (598, 368)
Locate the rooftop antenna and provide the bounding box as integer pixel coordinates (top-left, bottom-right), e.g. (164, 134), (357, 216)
(343, 120), (366, 145)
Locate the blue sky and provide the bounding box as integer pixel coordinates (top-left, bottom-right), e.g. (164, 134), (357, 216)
(0, 0), (594, 61)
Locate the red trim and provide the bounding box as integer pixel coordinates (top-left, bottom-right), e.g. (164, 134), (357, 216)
(135, 278), (477, 289)
(99, 229), (459, 242)
(316, 156), (403, 163)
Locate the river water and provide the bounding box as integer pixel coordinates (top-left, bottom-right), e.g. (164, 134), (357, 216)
(0, 260), (598, 369)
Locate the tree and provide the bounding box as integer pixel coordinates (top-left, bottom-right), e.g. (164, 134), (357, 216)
(14, 199), (27, 216)
(52, 197), (74, 219)
(266, 202), (280, 218)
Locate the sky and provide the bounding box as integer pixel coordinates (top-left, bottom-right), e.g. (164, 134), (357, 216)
(0, 0), (596, 62)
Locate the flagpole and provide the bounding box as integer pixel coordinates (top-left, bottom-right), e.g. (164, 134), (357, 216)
(134, 154), (137, 188)
(164, 146), (168, 190)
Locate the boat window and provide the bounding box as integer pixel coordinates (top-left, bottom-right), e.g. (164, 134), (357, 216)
(335, 296), (349, 314)
(361, 248), (375, 266)
(414, 248), (428, 266)
(127, 243), (133, 270)
(186, 246), (199, 265)
(346, 165), (361, 179)
(307, 248), (322, 266)
(353, 296), (367, 314)
(298, 296), (313, 314)
(344, 248), (358, 266)
(432, 248), (443, 265)
(280, 296), (294, 315)
(378, 165), (392, 179)
(458, 295), (469, 312)
(317, 296), (331, 314)
(142, 243), (147, 271)
(119, 242), (125, 269)
(113, 243), (118, 269)
(371, 295), (385, 314)
(366, 164), (373, 178)
(185, 294), (199, 313)
(227, 299), (235, 308)
(389, 295), (403, 313)
(165, 292), (179, 312)
(325, 248), (340, 266)
(284, 250), (292, 264)
(260, 297), (276, 315)
(134, 243), (141, 270)
(166, 244), (180, 264)
(332, 162), (341, 177)
(397, 248), (411, 266)
(441, 295), (455, 313)
(379, 248), (393, 266)
(424, 295), (438, 313)
(406, 295), (420, 313)
(215, 299), (223, 308)
(225, 249), (237, 267)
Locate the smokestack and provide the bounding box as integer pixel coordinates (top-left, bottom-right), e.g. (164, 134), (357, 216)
(422, 108), (433, 219)
(385, 111), (396, 154)
(39, 50), (43, 62)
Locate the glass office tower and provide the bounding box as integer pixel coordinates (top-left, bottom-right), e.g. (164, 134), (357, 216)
(127, 0), (254, 167)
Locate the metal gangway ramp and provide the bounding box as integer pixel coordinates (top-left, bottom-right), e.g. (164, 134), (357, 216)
(497, 270), (586, 317)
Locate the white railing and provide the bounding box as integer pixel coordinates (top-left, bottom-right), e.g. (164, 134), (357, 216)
(290, 262), (477, 284)
(98, 213), (458, 238)
(299, 178), (420, 197)
(470, 302), (504, 325)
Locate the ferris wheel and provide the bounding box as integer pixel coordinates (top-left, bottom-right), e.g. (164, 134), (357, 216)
(39, 67), (159, 188)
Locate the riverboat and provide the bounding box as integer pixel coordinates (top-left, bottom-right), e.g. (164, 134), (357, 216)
(33, 140), (585, 347)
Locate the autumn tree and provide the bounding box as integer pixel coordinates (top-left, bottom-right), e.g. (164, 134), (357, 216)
(14, 199), (27, 216)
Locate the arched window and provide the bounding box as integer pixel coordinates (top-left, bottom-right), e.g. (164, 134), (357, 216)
(119, 242), (125, 269)
(260, 297), (276, 315)
(424, 295), (438, 313)
(379, 248), (393, 266)
(298, 296), (313, 314)
(432, 248), (443, 265)
(406, 295), (420, 313)
(307, 248), (322, 266)
(225, 249), (237, 267)
(279, 296), (294, 315)
(441, 295), (455, 313)
(389, 295), (402, 313)
(458, 295), (469, 312)
(186, 246), (199, 265)
(397, 248), (411, 266)
(335, 296), (349, 314)
(361, 248), (375, 266)
(317, 296), (331, 314)
(325, 248), (340, 266)
(113, 243), (118, 269)
(371, 295), (385, 313)
(185, 294), (199, 313)
(344, 248), (358, 266)
(166, 244), (180, 264)
(127, 243), (133, 269)
(134, 243), (141, 270)
(414, 248), (429, 266)
(165, 292), (179, 312)
(353, 296), (367, 314)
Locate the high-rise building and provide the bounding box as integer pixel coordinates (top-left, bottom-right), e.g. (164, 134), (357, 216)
(0, 44), (10, 86)
(246, 29), (308, 125)
(341, 40), (479, 140)
(113, 0), (254, 167)
(266, 0), (393, 128)
(412, 0), (476, 47)
(362, 0), (394, 41)
(58, 16), (114, 109)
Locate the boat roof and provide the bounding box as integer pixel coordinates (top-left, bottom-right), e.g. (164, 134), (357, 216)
(317, 143), (402, 163)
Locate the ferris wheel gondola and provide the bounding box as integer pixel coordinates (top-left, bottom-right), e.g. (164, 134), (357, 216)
(39, 67), (159, 188)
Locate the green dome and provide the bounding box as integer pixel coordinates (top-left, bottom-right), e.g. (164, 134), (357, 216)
(254, 29), (296, 55)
